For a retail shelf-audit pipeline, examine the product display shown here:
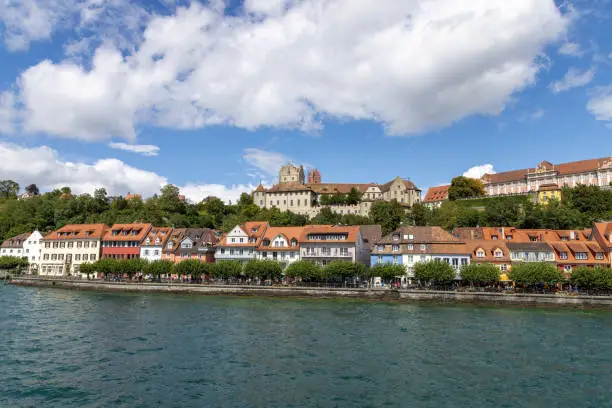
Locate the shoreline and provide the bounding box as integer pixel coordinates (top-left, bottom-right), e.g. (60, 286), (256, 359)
(9, 277), (612, 308)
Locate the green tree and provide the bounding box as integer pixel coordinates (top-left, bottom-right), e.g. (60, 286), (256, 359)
(173, 259), (203, 282)
(144, 260), (174, 282)
(414, 260), (456, 287)
(79, 262), (95, 280)
(448, 176), (485, 200)
(159, 185), (185, 214)
(323, 261), (365, 283)
(346, 188), (362, 205)
(212, 261), (243, 281)
(284, 260), (322, 281)
(238, 193), (254, 207)
(406, 203), (430, 226)
(370, 200), (404, 235)
(244, 259), (283, 283)
(570, 266), (612, 293)
(509, 262), (565, 288)
(0, 180), (19, 199)
(371, 263), (406, 283)
(459, 263), (499, 287)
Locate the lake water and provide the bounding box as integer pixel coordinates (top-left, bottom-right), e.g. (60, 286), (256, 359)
(2, 284), (612, 407)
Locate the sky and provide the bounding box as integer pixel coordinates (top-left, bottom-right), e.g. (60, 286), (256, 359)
(0, 0), (611, 203)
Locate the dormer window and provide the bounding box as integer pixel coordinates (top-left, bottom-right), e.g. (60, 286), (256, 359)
(506, 235), (512, 240)
(145, 238), (151, 244)
(155, 238), (160, 244)
(408, 234), (414, 240)
(377, 245), (384, 251)
(476, 250), (485, 258)
(122, 231), (128, 236)
(560, 252), (568, 260)
(85, 231), (91, 237)
(491, 235), (498, 240)
(168, 242), (173, 249)
(596, 253), (603, 260)
(494, 249), (503, 258)
(112, 230), (119, 236)
(407, 244), (413, 250)
(392, 234), (400, 241)
(263, 239), (270, 246)
(132, 230), (139, 236)
(420, 244), (426, 251)
(291, 239), (297, 247)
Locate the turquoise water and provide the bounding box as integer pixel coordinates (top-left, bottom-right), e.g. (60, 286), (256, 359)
(1, 285), (612, 407)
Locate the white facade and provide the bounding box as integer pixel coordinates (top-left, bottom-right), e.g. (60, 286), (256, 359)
(140, 245), (164, 262)
(0, 245), (23, 257)
(215, 225), (259, 263)
(23, 231), (43, 273)
(40, 239), (102, 277)
(256, 233), (300, 266)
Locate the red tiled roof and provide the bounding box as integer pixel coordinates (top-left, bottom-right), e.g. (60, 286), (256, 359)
(44, 224), (108, 241)
(301, 225), (360, 243)
(1, 232), (32, 248)
(141, 227), (173, 247)
(465, 240), (510, 263)
(103, 223), (152, 242)
(257, 226), (304, 251)
(423, 185), (449, 203)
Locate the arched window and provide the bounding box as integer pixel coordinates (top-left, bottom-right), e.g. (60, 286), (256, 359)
(476, 249), (485, 258)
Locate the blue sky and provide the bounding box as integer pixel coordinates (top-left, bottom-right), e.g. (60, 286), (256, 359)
(0, 0), (611, 202)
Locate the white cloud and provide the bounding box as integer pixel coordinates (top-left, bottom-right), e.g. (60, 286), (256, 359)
(558, 42), (582, 56)
(587, 86), (612, 125)
(109, 142), (160, 156)
(463, 164), (495, 179)
(0, 92), (17, 134)
(550, 67), (595, 93)
(243, 148), (291, 176)
(0, 142), (253, 203)
(9, 0), (568, 140)
(529, 108), (545, 121)
(0, 0), (151, 51)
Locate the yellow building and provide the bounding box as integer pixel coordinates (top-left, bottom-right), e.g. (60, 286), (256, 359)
(537, 184), (562, 205)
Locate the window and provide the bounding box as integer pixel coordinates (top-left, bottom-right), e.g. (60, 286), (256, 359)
(377, 255), (382, 264)
(596, 253), (603, 260)
(77, 241), (83, 248)
(239, 238), (244, 243)
(491, 235), (498, 240)
(575, 252), (587, 260)
(43, 254), (49, 260)
(67, 242), (73, 248)
(58, 254), (64, 260)
(229, 249), (235, 255)
(420, 244), (425, 251)
(84, 241), (89, 248)
(181, 253), (187, 258)
(91, 241), (97, 248)
(494, 249), (503, 258)
(181, 242), (192, 249)
(51, 254), (57, 260)
(393, 234), (400, 241)
(420, 255), (426, 261)
(154, 250), (159, 256)
(476, 250), (485, 258)
(60, 242), (66, 248)
(144, 250), (150, 256)
(75, 254), (81, 261)
(340, 248), (349, 256)
(45, 242), (50, 248)
(407, 244), (413, 250)
(500, 264), (507, 271)
(559, 252), (568, 260)
(393, 245), (399, 252)
(461, 259), (468, 266)
(564, 265), (572, 272)
(220, 248), (225, 254)
(231, 238), (235, 243)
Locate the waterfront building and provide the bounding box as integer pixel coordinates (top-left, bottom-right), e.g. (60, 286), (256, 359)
(506, 242), (555, 263)
(300, 225), (379, 266)
(140, 227), (173, 262)
(371, 226), (471, 283)
(422, 185), (450, 208)
(173, 228), (217, 263)
(162, 228), (185, 263)
(592, 222), (612, 268)
(0, 232), (30, 258)
(256, 226), (303, 267)
(215, 221), (269, 264)
(101, 223), (152, 259)
(252, 163), (421, 217)
(39, 224), (108, 277)
(464, 240), (512, 279)
(481, 156), (612, 197)
(23, 231), (43, 273)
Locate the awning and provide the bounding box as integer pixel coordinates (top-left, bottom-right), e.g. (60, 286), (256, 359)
(500, 273), (511, 282)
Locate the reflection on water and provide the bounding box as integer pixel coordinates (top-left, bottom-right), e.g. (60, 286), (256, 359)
(1, 285), (611, 408)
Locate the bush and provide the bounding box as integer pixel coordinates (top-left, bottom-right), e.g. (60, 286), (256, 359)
(460, 263), (500, 286)
(414, 260), (456, 286)
(509, 262), (565, 287)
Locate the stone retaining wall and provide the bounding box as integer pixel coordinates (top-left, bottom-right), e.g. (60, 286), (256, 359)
(9, 278), (612, 308)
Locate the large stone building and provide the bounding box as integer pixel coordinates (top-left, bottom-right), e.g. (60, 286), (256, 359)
(253, 163), (421, 217)
(481, 156), (612, 197)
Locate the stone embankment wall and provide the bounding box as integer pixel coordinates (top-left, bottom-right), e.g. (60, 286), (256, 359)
(9, 278), (612, 308)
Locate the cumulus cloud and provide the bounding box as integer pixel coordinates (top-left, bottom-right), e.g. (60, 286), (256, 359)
(9, 0), (568, 140)
(550, 67), (595, 93)
(109, 142), (160, 156)
(558, 42), (582, 56)
(0, 92), (17, 134)
(463, 164), (495, 179)
(0, 142), (254, 203)
(587, 86), (612, 125)
(243, 148), (291, 176)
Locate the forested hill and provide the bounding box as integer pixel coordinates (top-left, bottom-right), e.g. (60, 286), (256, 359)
(0, 181), (610, 241)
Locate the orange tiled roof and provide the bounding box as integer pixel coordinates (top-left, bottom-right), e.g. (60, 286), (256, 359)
(301, 225), (360, 243)
(548, 240), (608, 265)
(216, 221), (269, 246)
(103, 223), (152, 242)
(465, 240), (511, 263)
(1, 232), (32, 248)
(141, 227), (173, 247)
(257, 226), (304, 251)
(423, 185), (450, 203)
(163, 228), (185, 254)
(44, 224), (108, 241)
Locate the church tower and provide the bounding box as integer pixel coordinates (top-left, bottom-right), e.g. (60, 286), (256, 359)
(308, 169), (322, 184)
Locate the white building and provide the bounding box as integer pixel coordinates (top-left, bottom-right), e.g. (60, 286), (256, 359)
(215, 221), (269, 264)
(23, 231), (43, 273)
(140, 227), (172, 262)
(255, 226), (302, 267)
(0, 232), (30, 258)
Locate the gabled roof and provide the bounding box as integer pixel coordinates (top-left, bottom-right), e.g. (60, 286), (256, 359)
(1, 232), (32, 248)
(217, 221), (269, 246)
(177, 228), (218, 252)
(103, 223), (152, 242)
(163, 228), (185, 254)
(423, 185), (450, 203)
(359, 225), (383, 249)
(257, 226), (304, 251)
(43, 224), (108, 241)
(465, 240), (510, 263)
(141, 227), (173, 247)
(377, 226), (461, 245)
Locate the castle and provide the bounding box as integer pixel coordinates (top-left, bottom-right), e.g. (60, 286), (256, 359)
(253, 163), (421, 218)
